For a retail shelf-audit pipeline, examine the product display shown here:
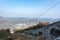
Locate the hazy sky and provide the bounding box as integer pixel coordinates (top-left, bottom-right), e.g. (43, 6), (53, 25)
(0, 0), (60, 18)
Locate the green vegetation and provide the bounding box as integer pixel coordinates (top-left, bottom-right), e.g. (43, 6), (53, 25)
(4, 37), (13, 40)
(0, 29), (8, 38)
(0, 29), (46, 40)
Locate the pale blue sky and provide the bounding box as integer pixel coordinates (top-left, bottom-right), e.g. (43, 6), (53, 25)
(0, 0), (60, 18)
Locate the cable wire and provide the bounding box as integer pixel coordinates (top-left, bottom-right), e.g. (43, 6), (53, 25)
(39, 1), (60, 17)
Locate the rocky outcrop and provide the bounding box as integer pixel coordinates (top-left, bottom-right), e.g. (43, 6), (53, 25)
(22, 21), (60, 36)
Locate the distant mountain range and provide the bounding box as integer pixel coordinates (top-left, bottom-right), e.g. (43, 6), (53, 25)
(4, 17), (56, 22)
(0, 16), (5, 22)
(0, 16), (59, 23)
